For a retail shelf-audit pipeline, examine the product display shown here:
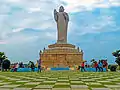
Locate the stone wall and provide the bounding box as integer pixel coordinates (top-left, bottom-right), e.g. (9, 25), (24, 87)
(40, 52), (83, 68)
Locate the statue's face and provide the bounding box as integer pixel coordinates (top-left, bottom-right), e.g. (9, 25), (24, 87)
(59, 6), (64, 12)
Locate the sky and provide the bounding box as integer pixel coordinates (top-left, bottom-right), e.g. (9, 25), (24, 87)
(0, 0), (120, 64)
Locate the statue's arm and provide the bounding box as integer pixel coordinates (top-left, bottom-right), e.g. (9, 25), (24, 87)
(64, 12), (69, 22)
(54, 9), (58, 22)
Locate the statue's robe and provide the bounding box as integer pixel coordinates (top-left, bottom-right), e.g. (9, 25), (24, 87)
(57, 12), (68, 44)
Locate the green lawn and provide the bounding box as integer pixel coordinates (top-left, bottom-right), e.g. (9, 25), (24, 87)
(0, 71), (120, 90)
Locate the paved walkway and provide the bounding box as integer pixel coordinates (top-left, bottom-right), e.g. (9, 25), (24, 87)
(0, 71), (120, 90)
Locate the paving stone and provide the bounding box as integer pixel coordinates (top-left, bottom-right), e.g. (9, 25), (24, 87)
(13, 88), (32, 90)
(39, 77), (48, 79)
(35, 85), (54, 89)
(86, 82), (102, 85)
(55, 83), (70, 85)
(52, 88), (70, 90)
(101, 77), (109, 79)
(97, 81), (110, 83)
(116, 83), (120, 85)
(71, 89), (89, 90)
(0, 82), (11, 85)
(69, 78), (80, 81)
(106, 79), (113, 81)
(71, 85), (88, 88)
(113, 89), (120, 90)
(0, 85), (20, 88)
(7, 78), (21, 81)
(104, 85), (120, 88)
(0, 80), (3, 82)
(59, 77), (68, 78)
(92, 88), (111, 90)
(33, 79), (45, 82)
(24, 82), (40, 85)
(57, 80), (69, 82)
(32, 88), (52, 90)
(0, 88), (11, 90)
(71, 81), (83, 83)
(114, 78), (120, 79)
(47, 78), (58, 80)
(110, 79), (120, 82)
(81, 79), (95, 82)
(16, 81), (29, 83)
(94, 78), (102, 80)
(43, 81), (56, 83)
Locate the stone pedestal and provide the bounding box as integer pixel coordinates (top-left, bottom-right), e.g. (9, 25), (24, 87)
(40, 43), (83, 68)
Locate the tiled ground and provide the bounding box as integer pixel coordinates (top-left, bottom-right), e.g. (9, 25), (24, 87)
(0, 71), (120, 90)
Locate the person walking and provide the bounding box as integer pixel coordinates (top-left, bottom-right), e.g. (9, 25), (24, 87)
(37, 59), (41, 72)
(77, 65), (81, 70)
(98, 60), (103, 72)
(103, 60), (108, 71)
(81, 61), (86, 72)
(94, 61), (99, 72)
(29, 61), (35, 72)
(14, 63), (19, 72)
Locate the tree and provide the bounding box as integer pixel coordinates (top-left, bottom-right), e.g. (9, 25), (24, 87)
(2, 59), (11, 71)
(0, 52), (8, 71)
(112, 50), (120, 70)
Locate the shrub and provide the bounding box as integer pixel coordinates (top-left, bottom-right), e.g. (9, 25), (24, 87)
(110, 65), (117, 71)
(2, 59), (11, 71)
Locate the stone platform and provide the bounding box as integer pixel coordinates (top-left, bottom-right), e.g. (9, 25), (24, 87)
(40, 43), (83, 68)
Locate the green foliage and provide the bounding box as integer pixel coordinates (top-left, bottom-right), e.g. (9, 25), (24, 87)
(2, 59), (11, 70)
(0, 52), (7, 60)
(0, 52), (10, 71)
(110, 65), (117, 71)
(0, 52), (7, 66)
(112, 50), (120, 67)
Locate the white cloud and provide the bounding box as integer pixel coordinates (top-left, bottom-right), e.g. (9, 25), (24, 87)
(45, 32), (57, 40)
(28, 8), (41, 13)
(61, 0), (120, 13)
(70, 14), (117, 36)
(7, 0), (21, 2)
(12, 28), (24, 33)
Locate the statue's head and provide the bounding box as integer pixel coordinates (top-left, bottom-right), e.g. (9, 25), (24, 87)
(59, 6), (64, 12)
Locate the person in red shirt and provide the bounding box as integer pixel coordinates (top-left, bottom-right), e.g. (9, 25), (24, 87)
(94, 61), (99, 72)
(103, 60), (108, 71)
(81, 61), (86, 72)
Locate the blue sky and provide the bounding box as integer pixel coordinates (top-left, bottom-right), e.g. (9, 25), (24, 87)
(0, 0), (120, 64)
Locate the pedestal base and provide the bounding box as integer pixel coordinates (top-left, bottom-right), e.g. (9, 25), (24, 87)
(40, 43), (83, 68)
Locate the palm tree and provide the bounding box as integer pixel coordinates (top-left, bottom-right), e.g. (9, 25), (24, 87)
(112, 50), (120, 70)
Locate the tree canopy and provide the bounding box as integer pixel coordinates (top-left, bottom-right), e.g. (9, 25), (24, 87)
(112, 50), (120, 66)
(0, 52), (10, 71)
(0, 52), (7, 65)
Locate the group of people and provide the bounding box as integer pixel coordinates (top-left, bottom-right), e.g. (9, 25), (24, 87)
(12, 63), (20, 72)
(28, 60), (41, 72)
(11, 60), (41, 72)
(78, 60), (108, 72)
(11, 59), (108, 72)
